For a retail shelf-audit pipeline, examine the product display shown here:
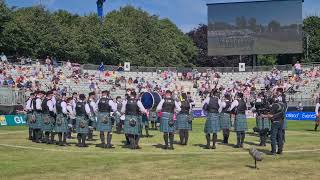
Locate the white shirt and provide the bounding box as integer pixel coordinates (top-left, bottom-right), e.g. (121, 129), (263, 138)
(202, 96), (222, 109)
(156, 99), (181, 113)
(47, 100), (55, 113)
(61, 101), (68, 114)
(66, 104), (76, 119)
(315, 103), (320, 115)
(96, 96), (117, 112)
(36, 98), (42, 110)
(121, 99), (147, 114)
(25, 98), (33, 111)
(229, 99), (239, 112)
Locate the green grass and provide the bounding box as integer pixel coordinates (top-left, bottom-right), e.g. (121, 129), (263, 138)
(0, 119), (320, 180)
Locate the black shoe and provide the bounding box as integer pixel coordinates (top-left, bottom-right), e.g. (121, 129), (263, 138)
(106, 144), (113, 149)
(211, 145), (216, 149)
(234, 145), (240, 148)
(169, 146), (174, 150)
(240, 144), (243, 148)
(270, 151), (276, 155)
(277, 150), (283, 155)
(164, 145), (169, 150)
(205, 145), (210, 149)
(135, 145), (141, 149)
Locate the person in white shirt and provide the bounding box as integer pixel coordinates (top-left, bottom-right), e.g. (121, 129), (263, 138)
(315, 99), (320, 131)
(96, 90), (117, 148)
(219, 94), (233, 144)
(75, 94), (91, 147)
(25, 93), (35, 140)
(121, 91), (147, 149)
(1, 52), (7, 62)
(156, 90), (181, 150)
(229, 92), (248, 148)
(42, 91), (56, 144)
(176, 93), (193, 145)
(202, 89), (222, 149)
(87, 92), (98, 141)
(54, 93), (69, 146)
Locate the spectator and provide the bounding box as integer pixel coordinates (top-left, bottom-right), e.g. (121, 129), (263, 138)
(1, 52), (8, 63)
(294, 60), (302, 76)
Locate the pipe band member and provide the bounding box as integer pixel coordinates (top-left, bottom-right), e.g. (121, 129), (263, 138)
(219, 94), (232, 144)
(315, 99), (320, 131)
(41, 91), (56, 144)
(254, 93), (271, 147)
(75, 94), (91, 147)
(202, 89), (221, 149)
(96, 90), (117, 148)
(121, 91), (147, 149)
(230, 92), (247, 148)
(25, 93), (35, 140)
(55, 93), (69, 146)
(157, 90), (181, 150)
(31, 91), (45, 143)
(87, 92), (98, 141)
(176, 92), (193, 145)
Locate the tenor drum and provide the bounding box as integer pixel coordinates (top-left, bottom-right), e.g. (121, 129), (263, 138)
(141, 92), (161, 110)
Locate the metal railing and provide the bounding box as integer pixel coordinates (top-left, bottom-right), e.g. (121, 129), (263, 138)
(0, 88), (26, 106)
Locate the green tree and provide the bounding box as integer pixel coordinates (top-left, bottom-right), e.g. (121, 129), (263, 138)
(303, 16), (320, 62)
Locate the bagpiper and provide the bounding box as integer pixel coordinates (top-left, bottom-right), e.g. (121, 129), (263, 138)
(96, 90), (117, 148)
(202, 89), (221, 149)
(121, 91), (147, 149)
(41, 91), (56, 144)
(25, 93), (35, 140)
(75, 94), (90, 147)
(219, 94), (232, 144)
(114, 96), (123, 134)
(230, 92), (247, 148)
(176, 92), (193, 145)
(31, 91), (45, 143)
(54, 93), (69, 146)
(156, 90), (181, 150)
(254, 92), (271, 146)
(87, 92), (98, 141)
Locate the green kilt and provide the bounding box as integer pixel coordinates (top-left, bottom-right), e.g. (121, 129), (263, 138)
(149, 111), (158, 123)
(176, 113), (192, 130)
(41, 114), (55, 132)
(26, 112), (33, 128)
(76, 116), (89, 134)
(256, 116), (271, 130)
(234, 114), (247, 132)
(160, 112), (175, 133)
(55, 114), (68, 133)
(114, 113), (121, 124)
(142, 114), (149, 126)
(220, 113), (232, 129)
(124, 115), (142, 135)
(204, 113), (221, 134)
(97, 112), (113, 132)
(30, 112), (42, 129)
(88, 116), (97, 129)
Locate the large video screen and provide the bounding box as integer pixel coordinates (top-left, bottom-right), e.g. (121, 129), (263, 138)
(207, 0), (303, 56)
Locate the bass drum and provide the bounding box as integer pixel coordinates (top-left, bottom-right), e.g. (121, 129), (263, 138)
(141, 92), (162, 110)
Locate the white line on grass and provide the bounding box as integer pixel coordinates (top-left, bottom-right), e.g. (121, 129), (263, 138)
(1, 143), (320, 155)
(0, 131), (26, 135)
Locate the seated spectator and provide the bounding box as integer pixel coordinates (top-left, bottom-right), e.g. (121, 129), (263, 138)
(117, 63), (124, 71)
(1, 52), (8, 63)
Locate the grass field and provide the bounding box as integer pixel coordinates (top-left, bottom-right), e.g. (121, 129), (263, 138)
(1, 119), (320, 180)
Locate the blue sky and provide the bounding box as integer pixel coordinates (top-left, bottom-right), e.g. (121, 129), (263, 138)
(5, 0), (320, 32)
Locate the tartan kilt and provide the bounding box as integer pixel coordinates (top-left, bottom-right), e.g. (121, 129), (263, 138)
(30, 112), (42, 129)
(88, 116), (97, 129)
(26, 112), (34, 127)
(256, 116), (271, 130)
(76, 116), (89, 134)
(234, 114), (248, 132)
(41, 114), (55, 132)
(97, 112), (113, 132)
(141, 114), (149, 126)
(55, 114), (68, 133)
(204, 113), (221, 133)
(124, 115), (142, 135)
(149, 111), (159, 123)
(176, 113), (192, 130)
(160, 112), (175, 133)
(220, 113), (232, 129)
(114, 113), (121, 124)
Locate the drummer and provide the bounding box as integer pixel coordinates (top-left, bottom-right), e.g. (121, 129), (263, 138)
(139, 92), (150, 137)
(141, 91), (161, 130)
(156, 90), (181, 150)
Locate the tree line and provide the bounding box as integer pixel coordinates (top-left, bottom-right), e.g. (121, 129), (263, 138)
(0, 0), (319, 67)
